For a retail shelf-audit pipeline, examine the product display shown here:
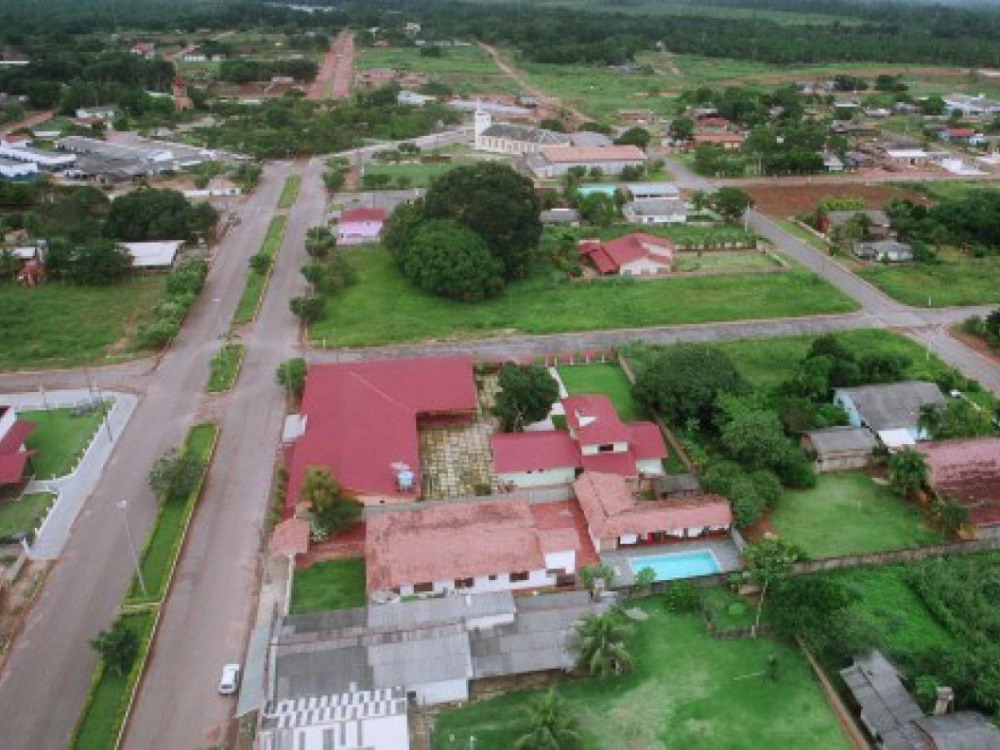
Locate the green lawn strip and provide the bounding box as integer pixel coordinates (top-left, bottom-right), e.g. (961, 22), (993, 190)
(432, 603), (847, 750)
(278, 174), (301, 209)
(716, 328), (958, 392)
(289, 558), (367, 614)
(857, 251), (1000, 307)
(363, 161), (464, 189)
(0, 492), (56, 540)
(126, 424), (218, 604)
(206, 342), (244, 393)
(776, 219), (830, 253)
(70, 611), (155, 750)
(701, 588), (759, 632)
(547, 223), (758, 249)
(769, 472), (941, 559)
(24, 407), (105, 479)
(232, 215), (287, 325)
(557, 363), (645, 421)
(673, 250), (780, 273)
(0, 277), (163, 372)
(309, 247), (857, 348)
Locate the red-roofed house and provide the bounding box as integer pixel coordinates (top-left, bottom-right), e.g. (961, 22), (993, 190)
(938, 127), (984, 145)
(0, 406), (35, 487)
(687, 133), (744, 151)
(336, 207), (387, 246)
(284, 358), (477, 510)
(130, 42), (155, 59)
(577, 233), (675, 276)
(918, 437), (1000, 531)
(491, 394), (667, 489)
(574, 472), (732, 552)
(365, 499), (595, 599)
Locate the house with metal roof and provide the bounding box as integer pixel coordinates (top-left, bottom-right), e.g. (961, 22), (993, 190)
(577, 233), (676, 276)
(918, 437), (1000, 532)
(855, 240), (914, 263)
(622, 197), (688, 225)
(526, 145), (647, 179)
(802, 426), (878, 473)
(473, 108), (569, 155)
(834, 381), (946, 449)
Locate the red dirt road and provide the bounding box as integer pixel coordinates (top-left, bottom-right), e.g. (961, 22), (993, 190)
(309, 30), (353, 101)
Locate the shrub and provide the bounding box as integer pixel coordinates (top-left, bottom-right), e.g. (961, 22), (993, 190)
(249, 251), (271, 274)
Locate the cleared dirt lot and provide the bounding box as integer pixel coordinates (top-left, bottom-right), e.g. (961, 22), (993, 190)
(747, 183), (930, 217)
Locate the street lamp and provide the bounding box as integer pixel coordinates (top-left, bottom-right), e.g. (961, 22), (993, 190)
(117, 500), (147, 596)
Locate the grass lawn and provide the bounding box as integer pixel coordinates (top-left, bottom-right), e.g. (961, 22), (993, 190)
(309, 247), (857, 347)
(776, 219), (829, 252)
(290, 558), (366, 614)
(702, 587), (759, 632)
(857, 250), (1000, 307)
(278, 174), (301, 209)
(770, 472), (941, 559)
(557, 363), (645, 421)
(0, 492), (55, 539)
(674, 250), (780, 273)
(72, 611), (155, 750)
(129, 424), (216, 602)
(542, 223), (758, 250)
(363, 160), (463, 189)
(716, 328), (958, 392)
(0, 277), (163, 371)
(232, 216), (286, 325)
(24, 407), (105, 479)
(432, 602), (847, 750)
(206, 342), (243, 393)
(355, 45), (518, 96)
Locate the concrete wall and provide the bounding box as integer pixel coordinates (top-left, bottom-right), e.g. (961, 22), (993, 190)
(410, 678), (469, 706)
(620, 257), (670, 276)
(580, 441), (628, 456)
(814, 453), (872, 473)
(497, 466), (577, 488)
(637, 458), (665, 476)
(543, 548), (577, 574)
(396, 567), (555, 598)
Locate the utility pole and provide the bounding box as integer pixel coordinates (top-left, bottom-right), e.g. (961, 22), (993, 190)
(117, 500), (147, 596)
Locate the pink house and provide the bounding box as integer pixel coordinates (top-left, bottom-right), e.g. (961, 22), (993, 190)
(336, 207), (387, 246)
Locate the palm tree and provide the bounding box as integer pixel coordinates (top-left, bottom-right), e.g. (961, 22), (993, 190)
(888, 448), (928, 498)
(690, 189), (708, 213)
(573, 610), (632, 677)
(514, 689), (582, 750)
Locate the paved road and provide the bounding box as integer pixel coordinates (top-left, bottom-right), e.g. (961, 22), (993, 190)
(121, 158), (322, 750)
(0, 163), (291, 750)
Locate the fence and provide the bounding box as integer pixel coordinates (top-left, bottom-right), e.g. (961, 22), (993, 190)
(362, 484), (574, 517)
(792, 536), (1000, 575)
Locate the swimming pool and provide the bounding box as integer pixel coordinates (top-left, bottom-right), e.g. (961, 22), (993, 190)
(629, 550), (721, 582)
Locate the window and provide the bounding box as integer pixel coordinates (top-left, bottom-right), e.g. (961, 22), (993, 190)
(455, 577), (474, 589)
(598, 443), (615, 453)
(413, 582), (434, 593)
(488, 574), (498, 581)
(510, 571), (530, 582)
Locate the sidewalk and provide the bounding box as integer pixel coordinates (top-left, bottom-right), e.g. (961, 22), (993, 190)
(2, 389), (138, 560)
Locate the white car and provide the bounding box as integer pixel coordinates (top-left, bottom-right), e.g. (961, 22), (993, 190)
(218, 663), (241, 696)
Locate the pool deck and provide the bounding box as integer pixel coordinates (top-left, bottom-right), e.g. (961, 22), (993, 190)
(600, 538), (741, 585)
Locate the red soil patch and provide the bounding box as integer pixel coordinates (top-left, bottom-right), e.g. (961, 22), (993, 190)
(747, 182), (930, 218)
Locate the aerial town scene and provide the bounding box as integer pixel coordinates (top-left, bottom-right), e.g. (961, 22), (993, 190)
(1, 0), (1000, 748)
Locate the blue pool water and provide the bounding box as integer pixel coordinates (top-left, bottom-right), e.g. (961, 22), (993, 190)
(576, 184), (618, 197)
(629, 550), (720, 581)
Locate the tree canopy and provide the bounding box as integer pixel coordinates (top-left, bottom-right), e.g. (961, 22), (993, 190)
(401, 219), (505, 302)
(493, 363), (560, 432)
(104, 188), (217, 243)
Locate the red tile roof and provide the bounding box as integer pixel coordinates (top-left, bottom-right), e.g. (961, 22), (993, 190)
(539, 145), (646, 164)
(0, 420), (34, 455)
(269, 516), (310, 557)
(285, 358), (477, 508)
(944, 128), (976, 138)
(563, 394), (630, 445)
(365, 499), (587, 592)
(918, 438), (1000, 527)
(628, 423), (668, 460)
(692, 133), (744, 144)
(576, 233), (674, 274)
(574, 472), (732, 539)
(491, 431), (580, 474)
(0, 451), (31, 486)
(340, 207), (387, 223)
(580, 450), (637, 476)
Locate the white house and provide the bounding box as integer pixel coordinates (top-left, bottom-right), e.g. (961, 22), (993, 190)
(473, 108), (569, 155)
(0, 157), (38, 181)
(74, 107), (118, 121)
(854, 240), (913, 263)
(577, 233), (676, 276)
(834, 381), (947, 449)
(0, 145), (75, 170)
(397, 90), (436, 107)
(121, 240), (183, 270)
(623, 198), (687, 225)
(943, 93), (1000, 118)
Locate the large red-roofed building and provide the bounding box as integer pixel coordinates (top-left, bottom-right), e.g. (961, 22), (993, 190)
(284, 358), (477, 510)
(918, 437), (1000, 530)
(0, 406), (34, 487)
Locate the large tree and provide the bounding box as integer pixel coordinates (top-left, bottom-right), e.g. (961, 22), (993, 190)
(401, 219), (505, 301)
(422, 162), (541, 279)
(888, 449), (928, 497)
(710, 187), (754, 223)
(104, 188), (217, 243)
(148, 448), (204, 502)
(632, 344), (746, 428)
(573, 610), (632, 677)
(514, 689), (582, 750)
(744, 537), (805, 635)
(492, 363), (560, 432)
(299, 468), (362, 536)
(91, 618), (139, 677)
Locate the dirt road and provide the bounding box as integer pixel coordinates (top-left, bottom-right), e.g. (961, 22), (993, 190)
(308, 30), (353, 101)
(1, 110), (54, 136)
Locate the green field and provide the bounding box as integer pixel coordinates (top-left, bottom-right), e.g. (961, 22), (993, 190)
(716, 328), (957, 392)
(557, 363), (645, 421)
(308, 247), (857, 347)
(776, 220), (829, 253)
(24, 407), (105, 479)
(771, 472), (941, 559)
(232, 216), (286, 325)
(432, 602), (847, 750)
(355, 44), (518, 96)
(206, 342), (243, 393)
(858, 250), (1000, 307)
(129, 424), (216, 602)
(290, 558), (367, 614)
(363, 160), (464, 188)
(0, 492), (55, 540)
(72, 611), (155, 750)
(278, 174), (301, 209)
(545, 223), (758, 250)
(0, 277), (163, 371)
(674, 250), (780, 273)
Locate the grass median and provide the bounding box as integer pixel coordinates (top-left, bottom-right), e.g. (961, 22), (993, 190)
(71, 611), (155, 750)
(232, 215), (286, 325)
(278, 174), (301, 209)
(127, 423), (218, 604)
(206, 343), (244, 393)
